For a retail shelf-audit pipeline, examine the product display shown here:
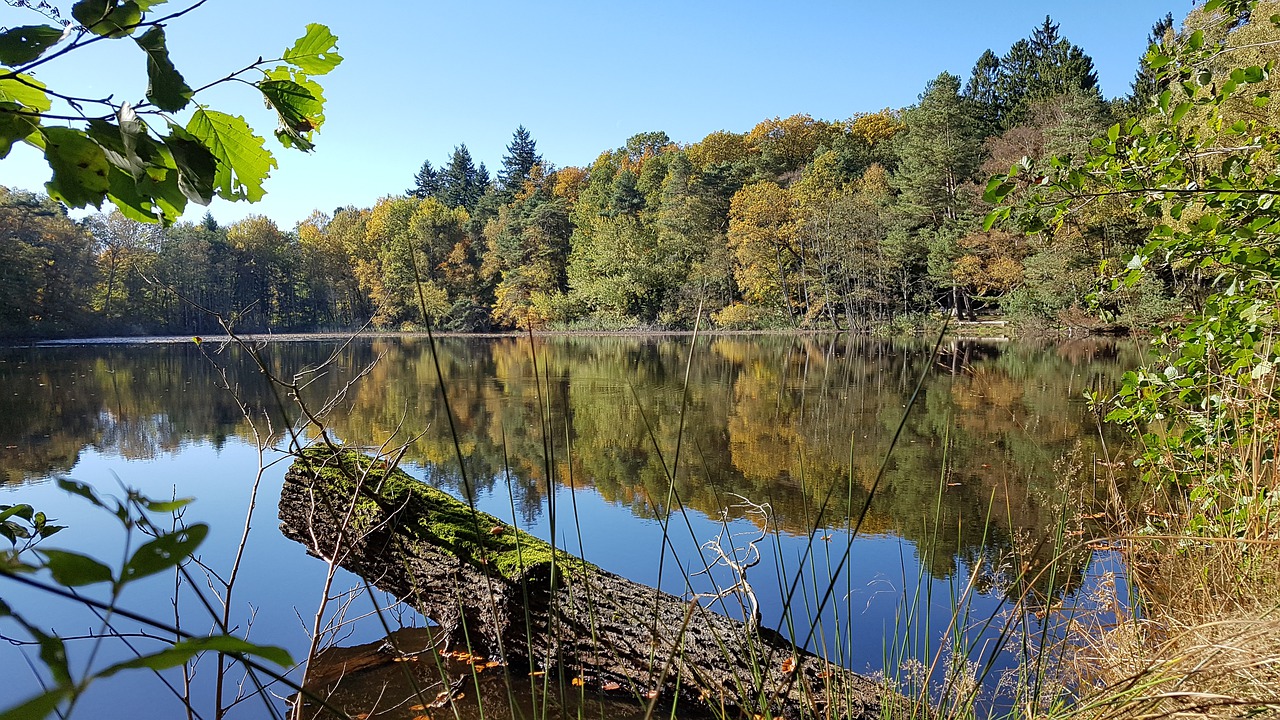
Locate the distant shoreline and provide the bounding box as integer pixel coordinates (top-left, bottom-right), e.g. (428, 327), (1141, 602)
(7, 320), (1074, 348)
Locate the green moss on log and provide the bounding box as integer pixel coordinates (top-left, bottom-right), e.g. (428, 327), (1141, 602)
(290, 446), (588, 582)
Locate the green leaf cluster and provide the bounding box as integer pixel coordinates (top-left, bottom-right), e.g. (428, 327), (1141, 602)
(0, 5), (341, 223)
(0, 504), (64, 549)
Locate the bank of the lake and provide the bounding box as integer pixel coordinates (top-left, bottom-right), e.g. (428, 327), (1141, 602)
(15, 315), (1110, 348)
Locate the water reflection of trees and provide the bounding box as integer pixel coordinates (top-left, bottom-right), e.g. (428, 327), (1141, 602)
(0, 342), (353, 482)
(0, 336), (1145, 583)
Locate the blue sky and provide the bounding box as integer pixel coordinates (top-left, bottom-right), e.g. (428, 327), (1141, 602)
(3, 0), (1181, 227)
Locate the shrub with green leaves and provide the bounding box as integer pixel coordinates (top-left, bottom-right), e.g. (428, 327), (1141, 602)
(0, 483), (294, 720)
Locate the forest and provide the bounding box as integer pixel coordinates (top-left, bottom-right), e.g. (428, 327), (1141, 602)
(2, 8), (1272, 338)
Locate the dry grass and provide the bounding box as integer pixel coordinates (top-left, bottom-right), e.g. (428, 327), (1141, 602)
(1046, 398), (1280, 720)
(1060, 537), (1280, 719)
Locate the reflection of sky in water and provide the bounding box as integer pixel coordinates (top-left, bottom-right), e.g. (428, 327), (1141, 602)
(1, 448), (1094, 716)
(442, 476), (936, 674)
(0, 337), (1141, 717)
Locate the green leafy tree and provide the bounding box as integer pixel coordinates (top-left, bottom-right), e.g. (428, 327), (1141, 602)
(792, 161), (901, 328)
(297, 209), (367, 327)
(323, 205), (378, 322)
(483, 174), (573, 329)
(567, 213), (662, 323)
(363, 195), (424, 326)
(83, 210), (158, 319)
(563, 141), (677, 325)
(622, 130), (673, 162)
(152, 217), (227, 331)
(822, 112), (902, 197)
(224, 214), (288, 329)
(0, 1), (341, 224)
(653, 152), (736, 326)
(724, 180), (801, 326)
(0, 186), (97, 336)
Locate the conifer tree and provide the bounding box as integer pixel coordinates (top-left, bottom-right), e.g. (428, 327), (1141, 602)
(992, 17), (1103, 128)
(1030, 17), (1100, 100)
(610, 170), (646, 216)
(498, 125), (542, 192)
(409, 159), (441, 199)
(964, 49), (1003, 135)
(439, 145), (487, 211)
(892, 73), (985, 226)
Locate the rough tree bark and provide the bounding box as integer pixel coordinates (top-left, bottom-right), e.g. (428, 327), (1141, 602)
(278, 446), (886, 719)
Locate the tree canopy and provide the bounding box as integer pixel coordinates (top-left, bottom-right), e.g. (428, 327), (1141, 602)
(497, 125), (542, 193)
(5, 4), (1246, 337)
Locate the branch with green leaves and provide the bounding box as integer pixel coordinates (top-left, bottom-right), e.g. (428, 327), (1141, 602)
(985, 0), (1280, 517)
(983, 1), (1278, 287)
(0, 0), (342, 224)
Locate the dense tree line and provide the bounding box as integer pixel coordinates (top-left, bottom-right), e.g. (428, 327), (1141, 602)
(4, 11), (1250, 339)
(0, 188), (363, 336)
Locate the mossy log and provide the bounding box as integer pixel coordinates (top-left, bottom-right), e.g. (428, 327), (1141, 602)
(279, 446), (884, 719)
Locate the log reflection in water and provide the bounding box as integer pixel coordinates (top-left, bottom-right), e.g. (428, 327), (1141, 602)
(298, 625), (681, 719)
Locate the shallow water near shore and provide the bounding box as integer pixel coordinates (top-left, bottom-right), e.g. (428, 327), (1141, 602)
(0, 333), (1142, 718)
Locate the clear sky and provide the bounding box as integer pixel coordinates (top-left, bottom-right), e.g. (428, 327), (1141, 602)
(3, 0), (1183, 228)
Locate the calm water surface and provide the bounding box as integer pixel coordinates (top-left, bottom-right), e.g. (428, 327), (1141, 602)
(0, 334), (1142, 718)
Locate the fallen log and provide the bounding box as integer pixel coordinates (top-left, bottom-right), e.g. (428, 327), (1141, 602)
(279, 446), (885, 719)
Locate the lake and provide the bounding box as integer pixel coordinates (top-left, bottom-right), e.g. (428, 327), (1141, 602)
(0, 334), (1142, 718)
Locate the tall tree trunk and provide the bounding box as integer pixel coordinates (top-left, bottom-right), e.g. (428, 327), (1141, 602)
(775, 246), (796, 327)
(102, 251), (119, 318)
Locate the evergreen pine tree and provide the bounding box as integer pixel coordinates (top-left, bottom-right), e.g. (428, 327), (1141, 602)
(439, 145), (485, 212)
(409, 159), (441, 199)
(609, 170), (646, 216)
(995, 38), (1037, 128)
(993, 17), (1103, 128)
(892, 73), (985, 226)
(498, 125), (542, 192)
(1038, 87), (1112, 158)
(964, 49), (1003, 136)
(1031, 17), (1100, 100)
